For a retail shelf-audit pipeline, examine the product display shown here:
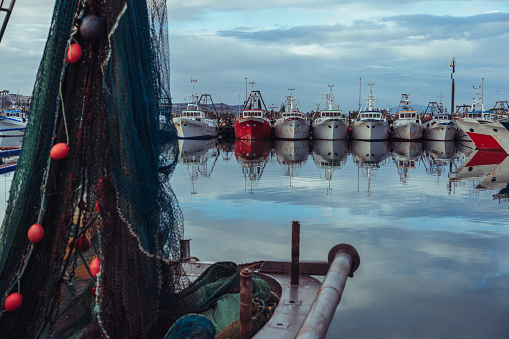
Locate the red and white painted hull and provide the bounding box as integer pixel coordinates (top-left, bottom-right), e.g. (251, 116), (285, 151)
(234, 117), (272, 139)
(274, 117), (310, 140)
(454, 118), (503, 151)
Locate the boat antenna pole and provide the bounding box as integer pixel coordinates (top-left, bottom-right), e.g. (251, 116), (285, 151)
(358, 78), (361, 112)
(0, 0), (16, 44)
(450, 57), (455, 115)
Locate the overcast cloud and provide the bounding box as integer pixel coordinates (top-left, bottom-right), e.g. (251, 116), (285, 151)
(1, 0), (508, 112)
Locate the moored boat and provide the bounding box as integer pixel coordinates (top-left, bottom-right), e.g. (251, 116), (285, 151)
(422, 101), (456, 141)
(312, 85), (349, 140)
(173, 80), (219, 139)
(351, 83), (390, 141)
(274, 88), (310, 140)
(455, 87), (499, 144)
(390, 94), (423, 140)
(0, 108), (28, 136)
(235, 90), (272, 139)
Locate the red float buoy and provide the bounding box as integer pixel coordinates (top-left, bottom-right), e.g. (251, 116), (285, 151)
(90, 258), (100, 278)
(50, 143), (69, 160)
(4, 292), (22, 312)
(27, 223), (44, 244)
(67, 43), (82, 63)
(76, 235), (91, 252)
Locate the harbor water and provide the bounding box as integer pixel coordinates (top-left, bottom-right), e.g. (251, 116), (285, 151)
(171, 138), (509, 338)
(1, 137), (509, 338)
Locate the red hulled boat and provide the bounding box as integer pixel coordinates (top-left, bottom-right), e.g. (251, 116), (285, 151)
(235, 90), (272, 139)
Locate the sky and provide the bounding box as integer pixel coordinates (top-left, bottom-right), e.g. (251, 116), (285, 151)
(1, 0), (508, 113)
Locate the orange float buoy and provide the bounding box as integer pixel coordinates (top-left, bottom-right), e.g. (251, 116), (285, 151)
(90, 258), (100, 278)
(67, 43), (82, 63)
(4, 292), (22, 312)
(27, 223), (44, 244)
(75, 236), (91, 252)
(50, 143), (69, 160)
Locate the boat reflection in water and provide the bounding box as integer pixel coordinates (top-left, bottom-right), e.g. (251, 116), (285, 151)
(422, 140), (458, 178)
(178, 138), (219, 194)
(274, 139), (310, 187)
(234, 139), (272, 193)
(390, 141), (424, 184)
(0, 135), (24, 148)
(351, 140), (390, 196)
(312, 140), (348, 194)
(452, 148), (509, 199)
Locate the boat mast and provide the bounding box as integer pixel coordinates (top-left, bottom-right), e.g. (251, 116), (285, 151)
(327, 85), (334, 110)
(450, 57), (455, 115)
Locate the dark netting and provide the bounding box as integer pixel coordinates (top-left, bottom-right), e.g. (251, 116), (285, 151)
(0, 0), (276, 338)
(0, 0), (187, 337)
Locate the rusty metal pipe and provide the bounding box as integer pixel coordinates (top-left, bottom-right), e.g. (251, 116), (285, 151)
(180, 239), (191, 260)
(240, 268), (253, 339)
(291, 220), (300, 285)
(296, 244), (360, 339)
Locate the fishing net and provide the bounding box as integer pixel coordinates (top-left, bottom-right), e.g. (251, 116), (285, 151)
(0, 0), (187, 337)
(0, 1), (276, 338)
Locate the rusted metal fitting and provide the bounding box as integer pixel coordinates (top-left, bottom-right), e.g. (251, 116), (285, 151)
(240, 267), (253, 339)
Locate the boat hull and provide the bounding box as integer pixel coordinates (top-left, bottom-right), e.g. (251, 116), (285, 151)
(390, 121), (423, 140)
(234, 117), (272, 139)
(312, 118), (349, 140)
(274, 117), (310, 140)
(174, 117), (218, 139)
(454, 118), (503, 151)
(423, 122), (456, 141)
(0, 117), (27, 137)
(351, 120), (389, 140)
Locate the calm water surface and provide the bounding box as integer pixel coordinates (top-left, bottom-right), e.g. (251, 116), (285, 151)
(1, 136), (508, 338)
(171, 138), (509, 339)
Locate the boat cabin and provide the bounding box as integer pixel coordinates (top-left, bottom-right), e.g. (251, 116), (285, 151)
(397, 111), (418, 120)
(181, 110), (207, 120)
(241, 109), (264, 119)
(319, 110), (343, 118)
(467, 111), (495, 121)
(281, 111), (304, 118)
(358, 111), (383, 120)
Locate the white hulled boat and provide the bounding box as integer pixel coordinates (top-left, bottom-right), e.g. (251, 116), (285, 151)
(390, 94), (423, 140)
(0, 108), (28, 136)
(274, 88), (310, 140)
(312, 85), (349, 140)
(422, 101), (456, 141)
(351, 83), (389, 140)
(173, 80), (219, 139)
